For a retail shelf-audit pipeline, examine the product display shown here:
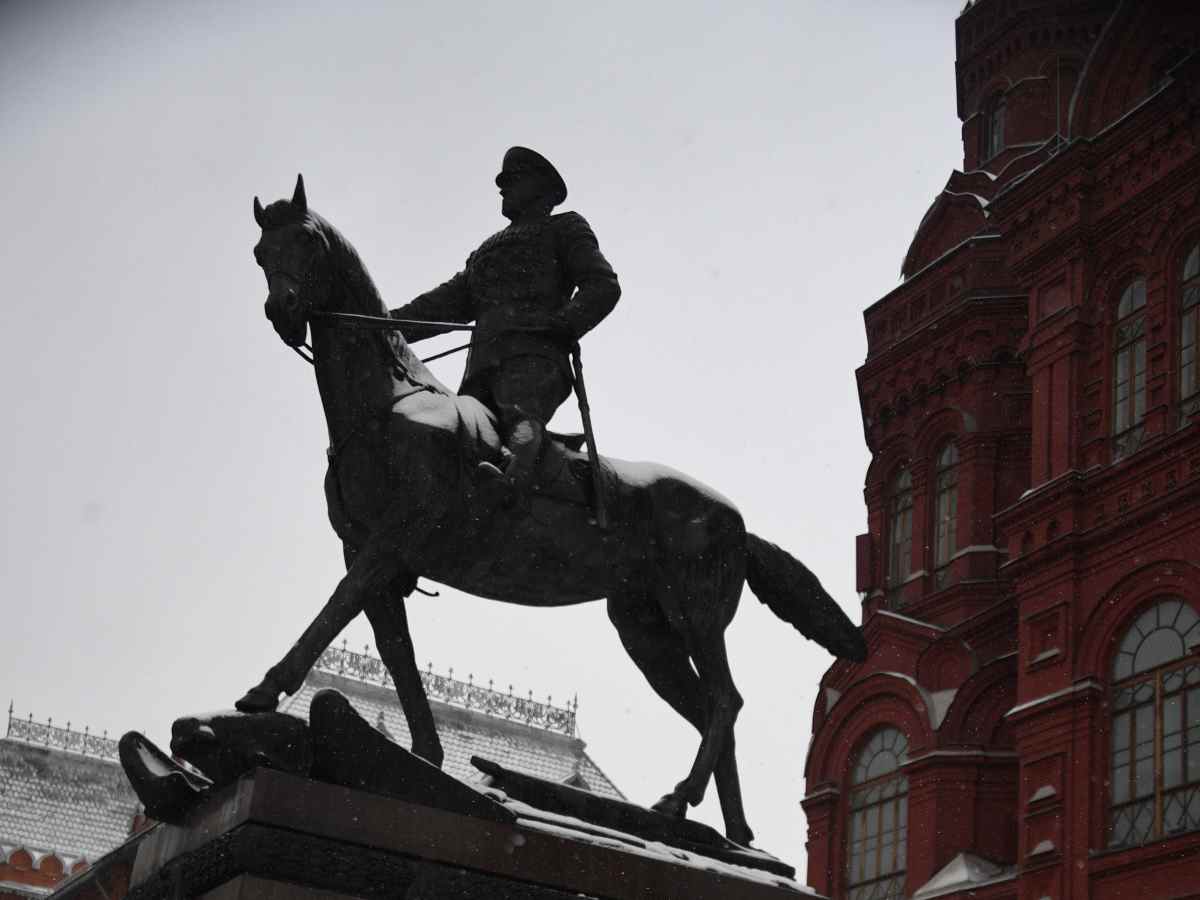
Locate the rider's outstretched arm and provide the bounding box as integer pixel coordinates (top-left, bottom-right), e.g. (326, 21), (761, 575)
(389, 271), (474, 342)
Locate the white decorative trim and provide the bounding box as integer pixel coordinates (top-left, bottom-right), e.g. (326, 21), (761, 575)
(5, 714), (118, 761)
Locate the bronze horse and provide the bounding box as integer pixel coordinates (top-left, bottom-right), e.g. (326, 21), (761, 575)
(240, 175), (866, 846)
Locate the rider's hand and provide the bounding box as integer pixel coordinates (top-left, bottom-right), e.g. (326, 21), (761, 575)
(544, 314), (576, 343)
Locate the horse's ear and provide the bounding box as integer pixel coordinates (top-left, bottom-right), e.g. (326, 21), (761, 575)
(292, 174), (307, 214)
(253, 196), (266, 227)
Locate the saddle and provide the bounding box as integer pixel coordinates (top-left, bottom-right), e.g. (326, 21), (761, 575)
(547, 430), (588, 452)
(451, 395), (598, 510)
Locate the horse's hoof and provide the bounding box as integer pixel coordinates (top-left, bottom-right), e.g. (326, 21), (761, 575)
(651, 793), (687, 819)
(235, 683), (280, 713)
(727, 825), (755, 848)
(413, 745), (445, 769)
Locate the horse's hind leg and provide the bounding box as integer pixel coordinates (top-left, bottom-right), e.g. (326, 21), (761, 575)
(608, 592), (754, 845)
(710, 727), (752, 846)
(647, 518), (750, 840)
(670, 627), (744, 814)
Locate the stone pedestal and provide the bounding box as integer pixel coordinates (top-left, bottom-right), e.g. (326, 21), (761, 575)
(121, 768), (816, 899)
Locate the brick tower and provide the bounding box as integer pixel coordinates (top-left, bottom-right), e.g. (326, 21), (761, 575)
(805, 2), (1200, 898)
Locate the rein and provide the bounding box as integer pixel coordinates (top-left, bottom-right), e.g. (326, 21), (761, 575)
(288, 312), (475, 368)
(312, 311), (476, 332)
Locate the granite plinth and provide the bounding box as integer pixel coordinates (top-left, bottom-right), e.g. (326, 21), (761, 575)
(120, 768), (818, 900)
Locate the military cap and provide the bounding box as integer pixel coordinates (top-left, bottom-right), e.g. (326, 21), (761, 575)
(495, 146), (568, 206)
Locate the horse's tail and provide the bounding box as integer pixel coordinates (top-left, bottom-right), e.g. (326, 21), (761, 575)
(744, 533), (867, 662)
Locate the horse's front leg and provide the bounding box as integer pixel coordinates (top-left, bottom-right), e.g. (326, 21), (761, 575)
(339, 541), (441, 766)
(236, 532), (407, 713)
(363, 588), (443, 767)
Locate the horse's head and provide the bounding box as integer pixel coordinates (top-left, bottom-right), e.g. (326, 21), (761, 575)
(253, 174), (332, 347)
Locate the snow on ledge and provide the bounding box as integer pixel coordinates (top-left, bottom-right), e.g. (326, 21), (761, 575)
(911, 852), (1016, 899)
(1029, 784), (1057, 803)
(929, 689), (957, 730)
(824, 687), (842, 714)
(1030, 839), (1057, 856)
(875, 609), (945, 632)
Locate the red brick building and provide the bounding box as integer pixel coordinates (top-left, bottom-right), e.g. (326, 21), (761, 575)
(804, 2), (1200, 898)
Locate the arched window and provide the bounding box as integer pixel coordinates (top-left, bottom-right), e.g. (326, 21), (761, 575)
(886, 468), (913, 603)
(1108, 599), (1200, 849)
(846, 728), (909, 900)
(982, 93), (1006, 161)
(1180, 244), (1200, 426)
(1113, 277), (1147, 458)
(933, 443), (959, 587)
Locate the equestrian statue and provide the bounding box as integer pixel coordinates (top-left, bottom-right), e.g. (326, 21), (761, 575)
(238, 157), (866, 848)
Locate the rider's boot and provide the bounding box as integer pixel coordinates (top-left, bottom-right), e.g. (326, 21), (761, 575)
(477, 417), (544, 509)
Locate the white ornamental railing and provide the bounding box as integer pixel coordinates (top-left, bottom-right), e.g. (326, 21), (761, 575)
(314, 642), (578, 736)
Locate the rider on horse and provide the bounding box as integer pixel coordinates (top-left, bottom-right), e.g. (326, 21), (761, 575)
(388, 147), (621, 499)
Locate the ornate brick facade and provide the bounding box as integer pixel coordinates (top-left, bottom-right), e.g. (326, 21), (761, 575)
(807, 2), (1200, 898)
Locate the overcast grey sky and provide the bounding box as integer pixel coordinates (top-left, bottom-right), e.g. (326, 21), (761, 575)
(0, 0), (964, 873)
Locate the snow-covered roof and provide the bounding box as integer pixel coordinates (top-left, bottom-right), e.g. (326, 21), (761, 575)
(911, 851), (1015, 898)
(279, 652), (624, 801)
(0, 734), (139, 863)
(1, 651), (622, 879)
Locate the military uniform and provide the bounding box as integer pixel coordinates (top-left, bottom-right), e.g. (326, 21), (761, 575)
(395, 210), (618, 387)
(391, 209), (620, 487)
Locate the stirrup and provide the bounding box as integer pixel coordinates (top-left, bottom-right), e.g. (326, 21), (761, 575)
(477, 460), (506, 481)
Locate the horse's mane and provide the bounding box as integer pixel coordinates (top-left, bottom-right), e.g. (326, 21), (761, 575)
(310, 211), (389, 319)
(263, 198), (451, 396)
